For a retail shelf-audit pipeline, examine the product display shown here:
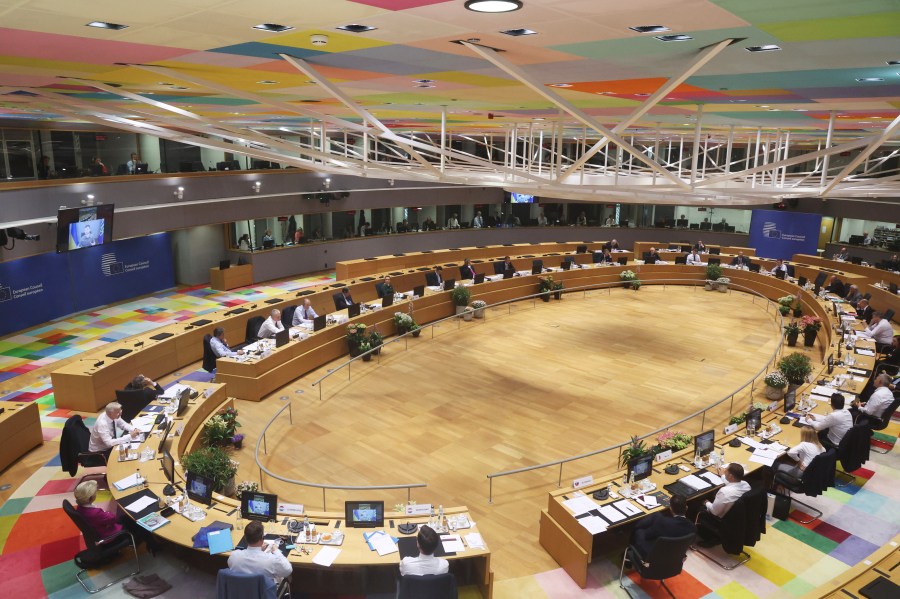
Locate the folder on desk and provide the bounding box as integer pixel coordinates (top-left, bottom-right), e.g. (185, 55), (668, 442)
(150, 332), (174, 341)
(207, 529), (235, 555)
(106, 349), (132, 359)
(191, 319), (212, 326)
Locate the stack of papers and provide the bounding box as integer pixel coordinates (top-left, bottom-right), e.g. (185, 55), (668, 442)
(124, 495), (157, 513)
(750, 448), (780, 466)
(578, 516), (608, 534)
(680, 475), (712, 491)
(440, 534), (465, 553)
(699, 471), (725, 486)
(364, 531), (397, 556)
(113, 473), (141, 491)
(562, 495), (601, 516)
(599, 505), (627, 523)
(613, 500), (641, 516)
(160, 383), (190, 400)
(130, 416), (156, 433)
(464, 533), (486, 549)
(312, 546), (341, 567)
(856, 348), (876, 356)
(634, 494), (659, 509)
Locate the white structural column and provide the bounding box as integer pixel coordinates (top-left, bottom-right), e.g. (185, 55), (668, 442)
(820, 112), (836, 186)
(690, 105), (703, 185)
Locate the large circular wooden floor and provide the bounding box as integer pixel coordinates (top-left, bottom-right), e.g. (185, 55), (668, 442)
(238, 286), (780, 580)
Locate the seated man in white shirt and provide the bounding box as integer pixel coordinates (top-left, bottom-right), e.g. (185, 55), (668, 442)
(807, 393), (853, 449)
(446, 213), (460, 229)
(771, 258), (789, 276)
(228, 521), (292, 590)
(472, 211), (483, 228)
(686, 249), (703, 265)
(257, 309), (285, 339)
(399, 525), (449, 577)
(859, 311), (895, 348)
(291, 299), (319, 327)
(852, 373), (896, 425)
(210, 326), (243, 359)
(696, 463), (751, 546)
(88, 401), (140, 455)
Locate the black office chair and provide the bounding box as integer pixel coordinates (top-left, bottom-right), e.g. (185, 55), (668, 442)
(245, 316), (264, 343)
(773, 448), (836, 523)
(202, 333), (217, 373)
(216, 568), (290, 599)
(397, 572), (457, 599)
(60, 415), (109, 489)
(115, 388), (152, 423)
(619, 533), (695, 599)
(62, 499), (140, 594)
(375, 282), (390, 298)
(884, 309), (895, 322)
(617, 257), (628, 266)
(787, 265), (796, 278)
(694, 486), (766, 570)
(867, 394), (900, 454)
(281, 305), (297, 329)
(835, 424), (872, 486)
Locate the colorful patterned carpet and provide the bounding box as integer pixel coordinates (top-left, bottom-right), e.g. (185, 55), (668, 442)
(1, 274), (899, 598)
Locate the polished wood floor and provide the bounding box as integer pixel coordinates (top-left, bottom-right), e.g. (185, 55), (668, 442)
(238, 286), (784, 581)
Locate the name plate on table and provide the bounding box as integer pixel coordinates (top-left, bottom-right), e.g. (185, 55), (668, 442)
(572, 475), (593, 489)
(277, 502), (304, 516)
(654, 450), (672, 463)
(724, 423), (738, 435)
(406, 504), (432, 516)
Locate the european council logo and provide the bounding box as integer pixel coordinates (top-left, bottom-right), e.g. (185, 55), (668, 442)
(0, 283), (11, 302)
(762, 222), (781, 239)
(101, 253), (124, 276)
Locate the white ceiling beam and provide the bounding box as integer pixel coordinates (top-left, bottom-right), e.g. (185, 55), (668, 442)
(820, 114), (900, 197)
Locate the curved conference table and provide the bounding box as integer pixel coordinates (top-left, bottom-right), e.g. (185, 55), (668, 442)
(52, 237), (890, 409)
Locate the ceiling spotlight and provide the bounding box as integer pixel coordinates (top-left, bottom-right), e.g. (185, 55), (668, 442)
(253, 23), (294, 32)
(655, 34), (693, 42)
(337, 24), (377, 33)
(174, 186), (184, 200)
(628, 25), (670, 33)
(745, 45), (781, 52)
(82, 194), (95, 205)
(856, 77), (884, 82)
(324, 178), (331, 189)
(549, 83), (572, 88)
(86, 21), (128, 30)
(252, 182), (261, 193)
(500, 28), (537, 36)
(464, 0), (523, 12)
(257, 80), (279, 85)
(311, 34), (328, 46)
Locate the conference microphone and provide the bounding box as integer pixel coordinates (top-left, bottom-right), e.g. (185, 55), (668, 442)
(93, 360), (105, 368)
(250, 304), (257, 309)
(184, 325), (194, 330)
(135, 341), (144, 347)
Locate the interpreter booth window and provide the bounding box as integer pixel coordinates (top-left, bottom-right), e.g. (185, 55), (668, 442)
(2, 129), (37, 179)
(840, 219), (900, 248)
(671, 207), (750, 233)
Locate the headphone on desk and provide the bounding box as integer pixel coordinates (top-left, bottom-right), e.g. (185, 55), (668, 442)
(287, 519), (303, 533)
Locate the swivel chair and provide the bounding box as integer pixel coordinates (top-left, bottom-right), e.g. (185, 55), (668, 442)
(835, 424), (872, 486)
(866, 393), (900, 454)
(397, 572), (457, 599)
(280, 305), (297, 330)
(63, 499), (140, 594)
(693, 486), (766, 570)
(772, 449), (836, 523)
(216, 568), (290, 599)
(59, 415), (109, 489)
(245, 316), (265, 343)
(619, 533), (695, 599)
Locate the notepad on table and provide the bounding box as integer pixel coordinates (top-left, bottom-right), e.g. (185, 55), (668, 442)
(464, 533), (486, 549)
(612, 500), (641, 517)
(312, 546), (341, 567)
(562, 495), (600, 516)
(113, 473), (141, 491)
(207, 529), (234, 555)
(440, 534), (465, 553)
(699, 471), (725, 486)
(598, 505), (626, 523)
(125, 495), (157, 513)
(369, 532), (398, 556)
(681, 475), (712, 491)
(579, 516), (608, 534)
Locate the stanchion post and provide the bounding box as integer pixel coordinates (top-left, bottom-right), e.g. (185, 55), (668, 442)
(488, 477), (493, 504)
(558, 463), (563, 487)
(322, 489), (327, 511)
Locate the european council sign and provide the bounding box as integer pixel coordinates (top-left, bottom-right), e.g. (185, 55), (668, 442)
(749, 209), (822, 260)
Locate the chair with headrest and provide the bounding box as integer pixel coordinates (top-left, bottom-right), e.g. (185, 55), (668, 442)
(216, 568), (290, 599)
(619, 533), (696, 599)
(867, 394), (900, 453)
(397, 572), (457, 599)
(202, 333), (217, 373)
(694, 485), (766, 570)
(773, 448), (836, 523)
(280, 305), (297, 329)
(835, 423), (872, 485)
(245, 316), (265, 343)
(62, 499), (140, 594)
(115, 388), (152, 423)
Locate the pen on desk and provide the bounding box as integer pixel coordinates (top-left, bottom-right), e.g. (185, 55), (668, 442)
(226, 508), (237, 516)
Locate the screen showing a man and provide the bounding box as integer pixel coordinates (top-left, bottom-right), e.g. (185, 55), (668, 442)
(354, 506), (378, 522)
(69, 219), (105, 250)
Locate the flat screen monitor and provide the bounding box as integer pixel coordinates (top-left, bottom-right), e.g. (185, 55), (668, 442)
(749, 263), (760, 273)
(56, 204), (115, 253)
(262, 239), (275, 249)
(348, 303), (361, 318)
(241, 491), (278, 522)
(382, 292), (394, 307)
(709, 247), (720, 255)
(473, 273), (485, 284)
(313, 315), (326, 332)
(827, 353), (834, 374)
(160, 449), (177, 495)
(503, 270), (513, 279)
(274, 328), (289, 348)
(219, 260), (230, 270)
(814, 272), (828, 287)
(617, 257), (627, 266)
(185, 471), (214, 505)
(413, 285), (425, 298)
(775, 269), (786, 280)
(798, 276), (808, 287)
(746, 407), (762, 433)
(158, 420), (174, 453)
(561, 260), (572, 270)
(784, 390), (796, 414)
(891, 283), (898, 295)
(134, 162), (150, 174)
(442, 279), (455, 291)
(628, 454), (654, 483)
(708, 257), (721, 266)
(345, 500), (384, 528)
(510, 192), (534, 203)
(176, 387), (191, 417)
(592, 252), (603, 264)
(694, 429), (715, 457)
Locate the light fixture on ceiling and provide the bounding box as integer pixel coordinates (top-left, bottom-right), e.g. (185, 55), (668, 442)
(628, 25), (670, 33)
(464, 0), (523, 13)
(655, 34), (692, 42)
(323, 178), (331, 190)
(549, 83), (572, 88)
(413, 79), (435, 84)
(856, 77), (884, 82)
(174, 186), (184, 200)
(729, 99), (748, 103)
(337, 24), (377, 33)
(253, 23), (294, 32)
(82, 194), (95, 206)
(745, 45), (781, 53)
(252, 182), (261, 194)
(86, 21), (128, 30)
(793, 108), (809, 112)
(500, 28), (537, 36)
(885, 60), (900, 65)
(257, 80), (279, 85)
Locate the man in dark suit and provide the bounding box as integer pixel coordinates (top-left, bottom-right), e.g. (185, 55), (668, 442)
(603, 239), (620, 252)
(124, 375), (164, 404)
(694, 240), (707, 252)
(730, 252), (751, 267)
(333, 287), (354, 310)
(645, 247), (660, 263)
(826, 275), (845, 297)
(459, 258), (476, 280)
(628, 494), (696, 565)
(425, 266), (443, 287)
(501, 256), (516, 274)
(856, 298), (874, 324)
(375, 276), (394, 299)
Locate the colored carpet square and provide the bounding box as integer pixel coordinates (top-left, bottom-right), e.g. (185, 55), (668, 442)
(39, 536), (82, 570)
(626, 569), (711, 598)
(2, 510), (80, 554)
(36, 479), (76, 497)
(829, 535), (879, 566)
(811, 521), (851, 544)
(772, 519), (839, 553)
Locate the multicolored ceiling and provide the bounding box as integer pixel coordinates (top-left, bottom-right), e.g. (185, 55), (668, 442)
(0, 0), (898, 137)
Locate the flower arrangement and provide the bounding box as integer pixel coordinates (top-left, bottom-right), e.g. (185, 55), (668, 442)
(472, 300), (487, 309)
(620, 270), (641, 290)
(717, 277), (731, 285)
(394, 312), (418, 331)
(778, 352), (813, 384)
(538, 275), (555, 293)
(777, 295), (795, 307)
(620, 435), (649, 467)
(221, 406), (240, 436)
(236, 480), (258, 497)
(800, 315), (822, 333)
(368, 329), (383, 348)
(784, 321), (801, 335)
(181, 446), (239, 493)
(347, 322), (368, 341)
(202, 406), (242, 447)
(656, 431), (693, 451)
(764, 371), (788, 389)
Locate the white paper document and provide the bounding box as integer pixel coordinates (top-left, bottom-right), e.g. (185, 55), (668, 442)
(440, 534), (466, 553)
(370, 533), (398, 556)
(767, 442), (789, 453)
(129, 416), (155, 433)
(739, 437), (766, 450)
(160, 383), (190, 400)
(634, 494), (659, 509)
(750, 449), (779, 466)
(599, 505), (626, 523)
(579, 516), (608, 534)
(612, 500), (641, 517)
(464, 533), (486, 550)
(113, 473), (140, 491)
(312, 546), (340, 567)
(856, 348), (876, 356)
(699, 472), (725, 486)
(562, 496), (601, 516)
(124, 495), (157, 513)
(681, 475), (712, 491)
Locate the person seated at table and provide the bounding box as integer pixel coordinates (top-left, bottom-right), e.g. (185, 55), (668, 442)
(396, 219), (410, 233)
(472, 211), (484, 228)
(459, 258), (476, 280)
(826, 275), (845, 297)
(425, 266), (444, 287)
(845, 284), (862, 307)
(447, 213), (460, 229)
(730, 252), (750, 267)
(694, 240), (707, 252)
(292, 299), (319, 326)
(836, 246), (849, 261)
(257, 309), (284, 339)
(501, 256), (516, 274)
(686, 249), (703, 265)
(774, 426), (824, 482)
(807, 393), (853, 449)
(885, 254), (900, 271)
(627, 494), (695, 565)
(334, 287), (354, 309)
(124, 374), (164, 403)
(646, 247), (660, 263)
(771, 259), (788, 276)
(90, 156), (108, 176)
(293, 227), (304, 244)
(852, 374), (895, 426)
(859, 311), (895, 347)
(87, 401), (140, 454)
(856, 298), (874, 324)
(696, 463), (751, 547)
(862, 232), (872, 246)
(603, 239), (620, 251)
(228, 521), (292, 587)
(576, 211), (587, 226)
(210, 327), (243, 359)
(237, 233), (252, 250)
(73, 481), (160, 554)
(399, 525), (449, 577)
(375, 276), (394, 299)
(262, 230), (274, 244)
(599, 248), (614, 263)
(537, 212), (548, 226)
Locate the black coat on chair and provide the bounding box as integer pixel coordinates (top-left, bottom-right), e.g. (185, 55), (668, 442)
(837, 424), (872, 473)
(202, 334), (217, 372)
(398, 573), (457, 599)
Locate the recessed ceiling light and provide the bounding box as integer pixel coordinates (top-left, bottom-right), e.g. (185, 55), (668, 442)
(793, 108), (809, 112)
(758, 105), (770, 108)
(628, 25), (670, 34)
(464, 0), (523, 13)
(886, 60), (900, 65)
(86, 21), (128, 30)
(253, 23), (294, 32)
(337, 24), (377, 33)
(856, 77), (884, 82)
(415, 84), (436, 88)
(729, 99), (748, 103)
(745, 45), (781, 53)
(500, 28), (537, 36)
(767, 108), (780, 111)
(549, 83), (572, 88)
(655, 34), (693, 42)
(257, 80), (279, 85)
(413, 79), (435, 84)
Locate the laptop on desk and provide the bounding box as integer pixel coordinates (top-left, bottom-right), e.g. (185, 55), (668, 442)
(443, 279), (456, 291)
(382, 293), (394, 307)
(503, 270), (513, 279)
(313, 315), (326, 332)
(413, 285), (425, 298)
(348, 303), (361, 318)
(474, 273), (485, 284)
(274, 329), (289, 348)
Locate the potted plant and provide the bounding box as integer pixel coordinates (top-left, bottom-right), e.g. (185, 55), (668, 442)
(538, 275), (554, 302)
(368, 330), (384, 355)
(784, 320), (801, 346)
(236, 480), (258, 499)
(729, 413), (747, 425)
(716, 276), (730, 292)
(201, 415), (231, 447)
(553, 281), (565, 300)
(764, 371), (788, 400)
(450, 285), (471, 315)
(619, 270), (640, 291)
(181, 446), (239, 496)
(705, 263), (723, 290)
(654, 431), (693, 454)
(800, 315), (821, 347)
(777, 295), (794, 317)
(462, 306), (474, 321)
(232, 433), (245, 449)
(778, 352), (813, 405)
(358, 341), (372, 361)
(620, 435), (649, 467)
(346, 323), (368, 356)
(393, 312), (421, 337)
(472, 300), (487, 318)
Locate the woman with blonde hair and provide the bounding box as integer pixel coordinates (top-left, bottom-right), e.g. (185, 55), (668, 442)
(73, 480), (160, 554)
(775, 426), (825, 481)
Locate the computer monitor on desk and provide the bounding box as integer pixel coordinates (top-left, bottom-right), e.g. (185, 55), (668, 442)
(474, 273), (485, 284)
(176, 388), (191, 417)
(797, 276), (807, 288)
(241, 491), (278, 522)
(413, 285), (425, 298)
(185, 471), (214, 505)
(161, 449), (177, 496)
(628, 454), (654, 482)
(158, 420), (174, 453)
(443, 278), (456, 291)
(275, 328), (289, 348)
(775, 269), (786, 280)
(382, 293), (394, 307)
(345, 500), (384, 528)
(694, 429), (715, 458)
(348, 303), (361, 318)
(313, 315), (326, 332)
(746, 407), (762, 434)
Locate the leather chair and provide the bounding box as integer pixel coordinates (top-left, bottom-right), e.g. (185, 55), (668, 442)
(619, 533), (696, 599)
(216, 568), (290, 599)
(773, 448), (836, 523)
(62, 499), (140, 594)
(694, 485), (766, 570)
(835, 423), (873, 486)
(397, 572), (457, 599)
(115, 388), (152, 423)
(280, 305), (297, 329)
(865, 394), (900, 453)
(884, 309), (895, 322)
(202, 333), (217, 373)
(60, 415), (109, 489)
(245, 316), (265, 344)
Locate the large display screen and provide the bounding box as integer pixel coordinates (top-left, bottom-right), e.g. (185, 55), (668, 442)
(57, 204), (115, 253)
(510, 192), (535, 204)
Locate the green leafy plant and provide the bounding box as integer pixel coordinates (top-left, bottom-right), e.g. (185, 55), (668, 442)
(764, 371), (788, 389)
(777, 352), (813, 385)
(450, 285), (471, 306)
(729, 413), (747, 425)
(784, 321), (801, 335)
(393, 311), (418, 332)
(656, 430), (693, 451)
(181, 446), (238, 493)
(705, 263), (723, 281)
(368, 330), (383, 347)
(538, 275), (555, 293)
(620, 435), (649, 467)
(777, 295), (795, 308)
(201, 415), (232, 446)
(471, 300), (487, 309)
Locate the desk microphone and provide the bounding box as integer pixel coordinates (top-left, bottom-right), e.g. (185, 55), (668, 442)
(93, 360), (105, 368)
(250, 304), (257, 309)
(135, 341), (144, 347)
(184, 325), (194, 330)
